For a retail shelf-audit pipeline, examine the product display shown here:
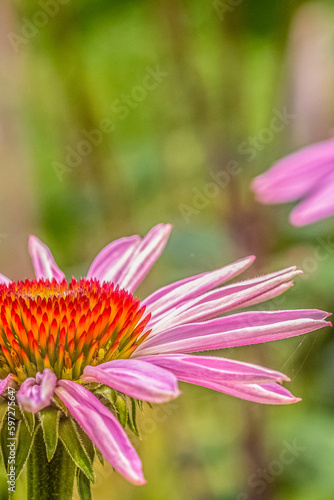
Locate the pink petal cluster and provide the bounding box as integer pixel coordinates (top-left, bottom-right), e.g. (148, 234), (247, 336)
(0, 224), (331, 484)
(252, 138), (334, 226)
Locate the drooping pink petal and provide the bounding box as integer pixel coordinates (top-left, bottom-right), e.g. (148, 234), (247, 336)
(0, 374), (14, 394)
(149, 266), (300, 333)
(55, 380), (145, 485)
(29, 236), (65, 281)
(290, 172), (334, 226)
(82, 359), (180, 403)
(87, 236), (141, 283)
(142, 255), (256, 321)
(139, 354), (290, 384)
(0, 274), (11, 285)
(117, 224), (172, 292)
(17, 369), (57, 413)
(252, 138), (334, 204)
(181, 378), (300, 405)
(135, 309), (331, 356)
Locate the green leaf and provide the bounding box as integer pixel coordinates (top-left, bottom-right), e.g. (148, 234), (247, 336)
(59, 418), (95, 482)
(77, 468), (92, 500)
(114, 394), (128, 428)
(39, 407), (61, 461)
(75, 425), (95, 463)
(0, 402), (8, 430)
(127, 398), (140, 437)
(0, 417), (10, 468)
(15, 420), (39, 480)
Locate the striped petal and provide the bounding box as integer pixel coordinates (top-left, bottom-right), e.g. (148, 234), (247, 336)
(118, 224), (172, 292)
(29, 236), (65, 281)
(87, 236), (141, 283)
(82, 359), (180, 403)
(56, 380), (145, 485)
(0, 274), (11, 285)
(149, 266), (300, 334)
(135, 309), (331, 356)
(140, 354), (290, 384)
(143, 255), (255, 320)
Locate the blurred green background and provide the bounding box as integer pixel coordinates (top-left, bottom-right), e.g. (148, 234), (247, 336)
(1, 0), (334, 498)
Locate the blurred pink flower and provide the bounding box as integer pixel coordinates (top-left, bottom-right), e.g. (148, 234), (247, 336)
(0, 225), (330, 484)
(252, 138), (334, 226)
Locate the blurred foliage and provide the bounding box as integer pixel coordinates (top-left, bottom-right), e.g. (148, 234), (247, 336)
(1, 0), (334, 498)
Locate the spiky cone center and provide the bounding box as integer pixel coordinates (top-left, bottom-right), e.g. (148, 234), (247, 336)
(0, 278), (151, 383)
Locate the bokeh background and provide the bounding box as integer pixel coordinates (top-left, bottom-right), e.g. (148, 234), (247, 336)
(1, 0), (334, 498)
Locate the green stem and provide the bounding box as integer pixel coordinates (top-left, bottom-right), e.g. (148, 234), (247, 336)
(27, 427), (76, 500)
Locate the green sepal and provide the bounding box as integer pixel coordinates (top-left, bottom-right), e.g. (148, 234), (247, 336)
(0, 402), (8, 431)
(94, 445), (104, 466)
(114, 394), (127, 428)
(127, 398), (140, 437)
(15, 420), (39, 480)
(20, 408), (35, 435)
(75, 424), (95, 463)
(59, 417), (95, 482)
(94, 385), (116, 405)
(39, 407), (61, 461)
(0, 417), (10, 468)
(77, 468), (92, 500)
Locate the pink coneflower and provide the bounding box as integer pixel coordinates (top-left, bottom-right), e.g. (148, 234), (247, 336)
(0, 224), (330, 497)
(252, 138), (334, 226)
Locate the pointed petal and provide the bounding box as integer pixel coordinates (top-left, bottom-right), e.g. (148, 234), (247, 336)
(117, 224), (172, 292)
(0, 374), (14, 394)
(55, 380), (145, 485)
(149, 266), (300, 333)
(86, 236), (141, 283)
(139, 354), (290, 384)
(135, 309), (331, 356)
(143, 255), (256, 321)
(17, 369), (57, 413)
(29, 236), (65, 281)
(0, 274), (11, 285)
(290, 172), (334, 226)
(183, 378), (300, 404)
(82, 359), (180, 403)
(252, 138), (334, 204)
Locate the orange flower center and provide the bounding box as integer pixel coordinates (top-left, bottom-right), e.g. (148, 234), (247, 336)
(0, 279), (151, 382)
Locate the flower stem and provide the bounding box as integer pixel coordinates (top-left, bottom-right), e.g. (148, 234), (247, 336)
(27, 427), (76, 500)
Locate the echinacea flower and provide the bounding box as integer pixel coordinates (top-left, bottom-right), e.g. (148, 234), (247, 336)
(0, 224), (330, 499)
(252, 137), (334, 226)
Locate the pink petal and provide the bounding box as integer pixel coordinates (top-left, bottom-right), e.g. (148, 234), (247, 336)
(118, 224), (172, 292)
(290, 172), (334, 226)
(252, 138), (334, 204)
(149, 266), (300, 333)
(0, 374), (14, 394)
(0, 274), (11, 285)
(17, 369), (57, 413)
(55, 380), (145, 485)
(82, 359), (180, 403)
(135, 309), (331, 356)
(139, 354), (290, 384)
(29, 236), (65, 282)
(143, 255), (255, 321)
(182, 378), (300, 404)
(86, 236), (141, 283)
